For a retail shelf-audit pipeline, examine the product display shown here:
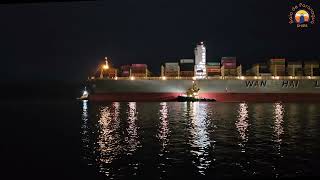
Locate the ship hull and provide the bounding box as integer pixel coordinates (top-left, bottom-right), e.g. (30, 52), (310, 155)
(87, 78), (320, 102)
(88, 92), (320, 102)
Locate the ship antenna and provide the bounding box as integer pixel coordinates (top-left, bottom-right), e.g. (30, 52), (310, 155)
(105, 57), (109, 68)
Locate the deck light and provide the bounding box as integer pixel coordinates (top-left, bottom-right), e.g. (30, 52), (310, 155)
(103, 64), (109, 70)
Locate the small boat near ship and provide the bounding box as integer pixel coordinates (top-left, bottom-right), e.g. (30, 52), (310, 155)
(176, 96), (216, 102)
(176, 81), (216, 102)
(77, 87), (89, 100)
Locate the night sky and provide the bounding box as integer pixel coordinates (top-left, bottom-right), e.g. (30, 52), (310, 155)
(0, 0), (319, 82)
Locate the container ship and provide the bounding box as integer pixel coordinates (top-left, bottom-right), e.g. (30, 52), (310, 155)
(84, 42), (320, 102)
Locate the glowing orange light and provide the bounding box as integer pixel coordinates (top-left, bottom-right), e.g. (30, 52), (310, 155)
(103, 65), (109, 70)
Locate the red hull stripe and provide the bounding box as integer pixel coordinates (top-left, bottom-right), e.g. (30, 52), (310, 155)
(89, 93), (320, 102)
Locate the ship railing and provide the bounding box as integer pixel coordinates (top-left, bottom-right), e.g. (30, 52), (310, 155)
(93, 76), (320, 80)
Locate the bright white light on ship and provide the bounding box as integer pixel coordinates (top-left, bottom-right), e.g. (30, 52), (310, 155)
(115, 77), (118, 80)
(83, 90), (88, 96)
(289, 76), (293, 79)
(275, 76), (280, 79)
(162, 76), (166, 80)
(130, 76), (135, 80)
(254, 76), (258, 79)
(192, 77), (196, 80)
(308, 76), (311, 79)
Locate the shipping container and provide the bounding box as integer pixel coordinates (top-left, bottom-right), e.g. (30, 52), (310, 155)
(165, 63), (179, 71)
(180, 63), (194, 71)
(165, 69), (179, 73)
(131, 69), (146, 73)
(288, 64), (302, 68)
(304, 64), (319, 68)
(221, 57), (236, 63)
(180, 71), (194, 77)
(165, 71), (179, 77)
(260, 73), (272, 76)
(131, 67), (147, 70)
(270, 59), (285, 67)
(207, 72), (221, 76)
(221, 57), (236, 70)
(206, 65), (220, 69)
(270, 58), (285, 62)
(207, 68), (221, 73)
(207, 62), (220, 66)
(121, 71), (130, 77)
(180, 59), (194, 64)
(287, 67), (303, 76)
(131, 73), (146, 77)
(223, 68), (237, 76)
(121, 65), (131, 71)
(165, 62), (179, 66)
(132, 64), (147, 68)
(223, 64), (237, 69)
(304, 68), (320, 76)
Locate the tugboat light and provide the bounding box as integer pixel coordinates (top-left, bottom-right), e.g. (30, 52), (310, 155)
(83, 90), (88, 96)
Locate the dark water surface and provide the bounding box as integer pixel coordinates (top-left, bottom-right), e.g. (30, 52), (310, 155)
(2, 100), (320, 179)
(81, 101), (320, 179)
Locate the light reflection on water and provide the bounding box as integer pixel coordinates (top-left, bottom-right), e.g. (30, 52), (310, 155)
(273, 103), (284, 154)
(189, 102), (211, 175)
(81, 102), (320, 179)
(236, 103), (249, 152)
(81, 100), (90, 162)
(158, 102), (169, 151)
(126, 102), (140, 155)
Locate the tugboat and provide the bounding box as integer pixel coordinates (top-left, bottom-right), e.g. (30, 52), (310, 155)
(177, 81), (216, 102)
(77, 87), (89, 100)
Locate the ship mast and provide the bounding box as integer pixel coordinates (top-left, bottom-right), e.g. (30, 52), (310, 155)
(100, 57), (110, 78)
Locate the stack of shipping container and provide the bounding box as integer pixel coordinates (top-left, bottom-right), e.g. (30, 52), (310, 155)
(106, 68), (117, 78)
(287, 61), (303, 76)
(237, 65), (242, 76)
(120, 65), (131, 77)
(179, 59), (194, 77)
(269, 58), (286, 76)
(164, 62), (180, 77)
(130, 64), (148, 77)
(304, 61), (320, 76)
(221, 57), (237, 76)
(206, 62), (221, 76)
(98, 65), (118, 78)
(249, 63), (270, 76)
